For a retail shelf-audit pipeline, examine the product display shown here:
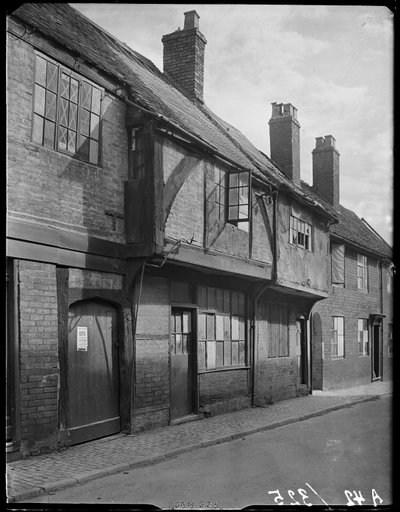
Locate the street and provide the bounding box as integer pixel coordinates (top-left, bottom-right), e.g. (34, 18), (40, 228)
(22, 396), (391, 507)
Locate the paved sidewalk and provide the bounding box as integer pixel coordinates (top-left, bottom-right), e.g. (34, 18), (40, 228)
(6, 381), (392, 503)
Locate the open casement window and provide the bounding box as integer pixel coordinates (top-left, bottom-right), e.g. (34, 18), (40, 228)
(358, 319), (369, 356)
(331, 243), (345, 285)
(197, 286), (246, 371)
(357, 254), (368, 291)
(32, 53), (102, 165)
(290, 215), (312, 251)
(130, 128), (144, 179)
(214, 167), (226, 222)
(227, 171), (250, 231)
(331, 316), (344, 357)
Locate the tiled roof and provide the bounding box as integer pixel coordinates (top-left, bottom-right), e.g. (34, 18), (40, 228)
(301, 182), (392, 260)
(10, 3), (336, 220)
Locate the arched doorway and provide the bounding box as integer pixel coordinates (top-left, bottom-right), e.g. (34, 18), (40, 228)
(311, 313), (323, 390)
(67, 300), (120, 444)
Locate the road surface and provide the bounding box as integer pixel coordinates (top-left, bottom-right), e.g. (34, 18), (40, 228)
(22, 396), (392, 507)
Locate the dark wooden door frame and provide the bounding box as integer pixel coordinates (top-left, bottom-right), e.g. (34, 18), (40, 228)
(370, 314), (385, 382)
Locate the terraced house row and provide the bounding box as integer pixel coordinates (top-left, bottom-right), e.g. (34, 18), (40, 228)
(6, 4), (393, 459)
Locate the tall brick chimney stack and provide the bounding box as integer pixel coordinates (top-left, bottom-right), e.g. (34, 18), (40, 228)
(162, 11), (207, 103)
(268, 102), (301, 186)
(312, 135), (340, 207)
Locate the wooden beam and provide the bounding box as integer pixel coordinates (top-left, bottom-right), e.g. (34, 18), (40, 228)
(7, 239), (126, 274)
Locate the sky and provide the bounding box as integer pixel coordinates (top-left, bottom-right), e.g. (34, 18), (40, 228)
(71, 3), (394, 244)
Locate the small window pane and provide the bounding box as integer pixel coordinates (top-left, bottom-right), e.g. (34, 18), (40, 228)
(232, 341), (239, 365)
(175, 334), (182, 354)
(182, 312), (190, 333)
(229, 188), (239, 204)
(232, 316), (239, 340)
(207, 341), (216, 369)
(91, 87), (101, 114)
(43, 120), (55, 148)
(45, 90), (57, 121)
(79, 136), (89, 159)
(60, 73), (70, 98)
(216, 341), (224, 367)
(90, 113), (100, 140)
(68, 130), (76, 153)
(229, 173), (238, 187)
(198, 341), (206, 370)
(239, 340), (245, 364)
(229, 206), (238, 219)
(35, 55), (47, 86)
(216, 315), (224, 340)
(198, 314), (206, 340)
(34, 84), (45, 116)
(32, 114), (44, 144)
(175, 315), (182, 333)
(70, 78), (79, 103)
(182, 334), (188, 354)
(223, 315), (231, 340)
(82, 82), (91, 109)
(224, 340), (231, 366)
(239, 317), (245, 339)
(239, 204), (248, 218)
(206, 314), (215, 340)
(80, 109), (90, 136)
(46, 61), (58, 92)
(89, 140), (99, 164)
(239, 187), (248, 204)
(60, 98), (69, 127)
(239, 172), (249, 186)
(69, 103), (77, 129)
(58, 126), (67, 150)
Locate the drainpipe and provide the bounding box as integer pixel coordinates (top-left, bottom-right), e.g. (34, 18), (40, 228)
(251, 189), (278, 406)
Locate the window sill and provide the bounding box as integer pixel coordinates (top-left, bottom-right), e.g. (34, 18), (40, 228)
(198, 365), (250, 374)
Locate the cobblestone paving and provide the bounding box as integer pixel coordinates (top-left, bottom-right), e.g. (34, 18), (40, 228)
(6, 381), (391, 502)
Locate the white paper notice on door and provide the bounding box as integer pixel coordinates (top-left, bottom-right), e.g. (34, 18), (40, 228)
(77, 326), (88, 351)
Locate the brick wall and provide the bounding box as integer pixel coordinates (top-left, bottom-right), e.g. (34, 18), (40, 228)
(311, 246), (388, 389)
(133, 275), (170, 431)
(7, 31), (128, 243)
(255, 301), (300, 404)
(17, 260), (59, 455)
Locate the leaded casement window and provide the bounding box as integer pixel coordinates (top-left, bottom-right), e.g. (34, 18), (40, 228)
(197, 286), (246, 371)
(331, 316), (345, 357)
(357, 254), (368, 291)
(331, 243), (345, 285)
(265, 303), (289, 358)
(290, 215), (312, 251)
(130, 128), (144, 179)
(388, 323), (393, 356)
(214, 167), (226, 222)
(32, 53), (102, 165)
(358, 319), (369, 356)
(227, 171), (250, 232)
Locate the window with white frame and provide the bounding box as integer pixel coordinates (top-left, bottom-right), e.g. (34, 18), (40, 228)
(197, 286), (246, 370)
(358, 319), (369, 356)
(357, 254), (368, 290)
(331, 316), (344, 357)
(32, 53), (102, 165)
(227, 171), (250, 232)
(290, 215), (312, 251)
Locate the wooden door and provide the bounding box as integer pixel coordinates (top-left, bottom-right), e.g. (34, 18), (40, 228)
(170, 309), (193, 420)
(67, 301), (120, 444)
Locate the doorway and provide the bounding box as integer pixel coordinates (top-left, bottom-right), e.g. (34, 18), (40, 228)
(371, 320), (382, 381)
(296, 318), (308, 386)
(170, 308), (195, 420)
(67, 300), (120, 444)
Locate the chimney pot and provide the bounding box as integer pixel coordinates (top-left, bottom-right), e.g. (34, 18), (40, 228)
(184, 10), (200, 30)
(312, 135), (340, 206)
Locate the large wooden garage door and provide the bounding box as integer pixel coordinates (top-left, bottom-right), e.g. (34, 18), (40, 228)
(67, 301), (120, 445)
